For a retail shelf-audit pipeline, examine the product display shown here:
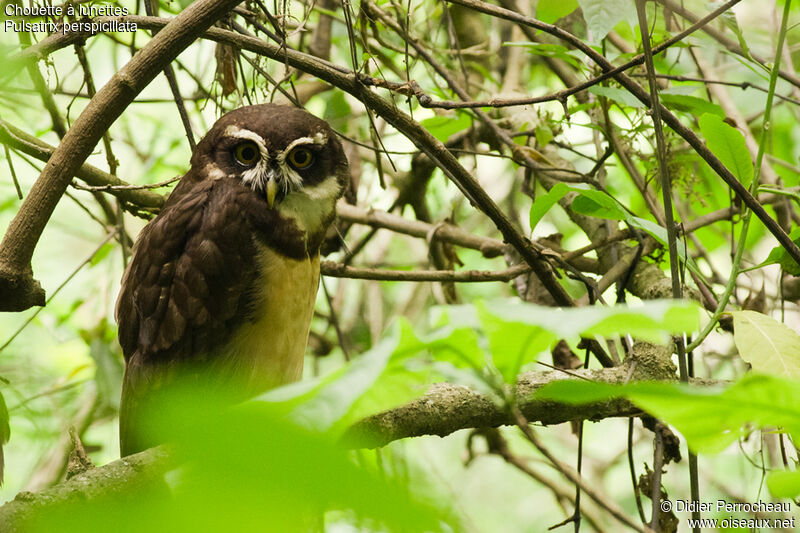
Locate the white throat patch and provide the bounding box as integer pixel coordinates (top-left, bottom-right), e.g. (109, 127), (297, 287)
(277, 175), (341, 235)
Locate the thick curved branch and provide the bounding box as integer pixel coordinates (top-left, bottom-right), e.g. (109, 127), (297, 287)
(0, 0), (244, 311)
(0, 119), (165, 211)
(0, 447), (172, 533)
(343, 342), (692, 448)
(343, 371), (638, 448)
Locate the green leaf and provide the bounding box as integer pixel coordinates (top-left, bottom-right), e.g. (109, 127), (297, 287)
(583, 300), (701, 341)
(251, 321), (427, 435)
(323, 91), (352, 125)
(767, 470), (800, 499)
(588, 85), (645, 108)
(89, 242), (115, 267)
(660, 94), (724, 118)
(482, 299), (700, 345)
(719, 8), (751, 60)
(534, 123), (554, 148)
(627, 216), (705, 280)
(535, 379), (623, 404)
(478, 303), (556, 383)
(425, 300), (699, 384)
(537, 0), (578, 24)
(536, 374), (800, 454)
(577, 0), (636, 42)
(698, 113), (753, 188)
(750, 227), (800, 275)
(34, 404), (452, 533)
(423, 326), (485, 370)
(732, 310), (800, 378)
(571, 190), (628, 220)
(420, 113), (471, 142)
(285, 321), (428, 433)
(660, 85), (703, 96)
(529, 182), (569, 231)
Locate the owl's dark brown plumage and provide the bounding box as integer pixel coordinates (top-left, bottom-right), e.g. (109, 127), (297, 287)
(116, 104), (348, 456)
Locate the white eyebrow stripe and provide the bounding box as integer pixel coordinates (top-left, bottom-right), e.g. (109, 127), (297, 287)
(223, 126), (270, 158)
(277, 133), (328, 163)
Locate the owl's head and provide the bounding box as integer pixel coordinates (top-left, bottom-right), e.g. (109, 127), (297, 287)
(190, 104), (348, 234)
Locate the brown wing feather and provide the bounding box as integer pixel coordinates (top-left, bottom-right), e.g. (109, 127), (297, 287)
(117, 178), (263, 455)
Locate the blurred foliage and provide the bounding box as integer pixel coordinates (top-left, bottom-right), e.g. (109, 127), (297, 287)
(30, 405), (453, 533)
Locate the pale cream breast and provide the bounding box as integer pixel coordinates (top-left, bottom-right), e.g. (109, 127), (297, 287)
(217, 244), (320, 396)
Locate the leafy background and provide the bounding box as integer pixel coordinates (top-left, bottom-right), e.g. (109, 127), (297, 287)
(1, 0), (800, 530)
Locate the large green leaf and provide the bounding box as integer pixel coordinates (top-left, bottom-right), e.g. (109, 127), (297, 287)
(481, 299), (700, 344)
(698, 113), (753, 188)
(478, 303), (556, 383)
(536, 374), (800, 454)
(537, 0), (578, 24)
(767, 470), (800, 499)
(421, 300), (700, 384)
(660, 94), (724, 118)
(577, 0), (636, 42)
(732, 310), (800, 378)
(529, 182), (570, 231)
(421, 325), (485, 370)
(571, 189), (628, 220)
(280, 321), (430, 434)
(29, 405), (453, 533)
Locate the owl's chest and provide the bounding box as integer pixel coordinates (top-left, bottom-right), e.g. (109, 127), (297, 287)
(218, 244), (320, 395)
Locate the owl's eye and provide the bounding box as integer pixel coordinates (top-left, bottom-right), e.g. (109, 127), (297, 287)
(233, 142), (260, 166)
(287, 147), (314, 169)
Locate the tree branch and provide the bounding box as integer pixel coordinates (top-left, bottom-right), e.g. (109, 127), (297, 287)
(343, 342), (699, 448)
(443, 0), (800, 268)
(0, 0), (245, 311)
(321, 261), (530, 282)
(0, 119), (165, 212)
(0, 447), (172, 533)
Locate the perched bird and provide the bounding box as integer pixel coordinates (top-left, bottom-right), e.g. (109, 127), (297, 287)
(116, 104), (348, 456)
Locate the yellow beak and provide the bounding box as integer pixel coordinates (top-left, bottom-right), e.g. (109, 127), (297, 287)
(266, 180), (278, 208)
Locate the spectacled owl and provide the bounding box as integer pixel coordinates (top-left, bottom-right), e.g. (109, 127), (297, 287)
(116, 104), (348, 456)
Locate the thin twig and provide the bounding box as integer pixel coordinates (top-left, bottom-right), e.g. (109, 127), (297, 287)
(3, 144), (22, 199)
(321, 261), (529, 282)
(511, 405), (653, 533)
(363, 0), (741, 110)
(0, 231), (118, 354)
